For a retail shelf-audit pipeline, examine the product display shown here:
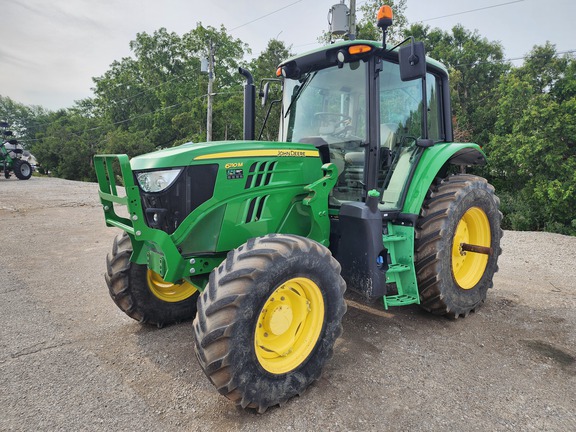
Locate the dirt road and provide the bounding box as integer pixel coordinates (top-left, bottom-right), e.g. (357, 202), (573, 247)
(1, 176), (575, 431)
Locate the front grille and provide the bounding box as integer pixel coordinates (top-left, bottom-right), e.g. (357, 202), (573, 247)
(136, 164), (218, 234)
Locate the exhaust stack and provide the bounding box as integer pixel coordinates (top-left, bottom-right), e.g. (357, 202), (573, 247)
(238, 67), (256, 141)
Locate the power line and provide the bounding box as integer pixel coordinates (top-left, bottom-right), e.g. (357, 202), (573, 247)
(14, 0), (569, 142)
(415, 0), (526, 23)
(23, 101), (189, 143)
(296, 0), (527, 48)
(23, 89), (244, 143)
(453, 48), (576, 69)
(230, 0), (304, 32)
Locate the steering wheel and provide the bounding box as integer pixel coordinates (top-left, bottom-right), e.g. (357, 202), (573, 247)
(314, 112), (353, 137)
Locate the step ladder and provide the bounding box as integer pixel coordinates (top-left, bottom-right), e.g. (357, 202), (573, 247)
(382, 223), (420, 309)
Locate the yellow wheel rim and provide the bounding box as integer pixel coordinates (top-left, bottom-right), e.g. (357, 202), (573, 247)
(452, 207), (491, 289)
(147, 270), (198, 303)
(255, 277), (325, 374)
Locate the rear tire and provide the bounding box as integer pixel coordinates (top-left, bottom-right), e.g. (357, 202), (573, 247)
(105, 232), (199, 327)
(193, 234), (346, 412)
(13, 160), (32, 180)
(415, 174), (503, 318)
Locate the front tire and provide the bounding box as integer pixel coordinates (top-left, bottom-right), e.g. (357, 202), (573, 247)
(13, 160), (32, 180)
(193, 234), (346, 412)
(415, 174), (503, 318)
(105, 232), (199, 327)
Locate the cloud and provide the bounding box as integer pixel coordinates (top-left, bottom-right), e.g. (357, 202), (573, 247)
(0, 47), (39, 68)
(5, 0), (111, 32)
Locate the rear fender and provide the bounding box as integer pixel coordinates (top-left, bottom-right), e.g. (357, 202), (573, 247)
(402, 143), (486, 215)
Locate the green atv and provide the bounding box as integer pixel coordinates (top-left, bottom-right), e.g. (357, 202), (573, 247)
(95, 11), (502, 412)
(1, 123), (33, 180)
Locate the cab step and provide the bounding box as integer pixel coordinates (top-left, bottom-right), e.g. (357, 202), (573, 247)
(382, 223), (420, 310)
(383, 294), (420, 308)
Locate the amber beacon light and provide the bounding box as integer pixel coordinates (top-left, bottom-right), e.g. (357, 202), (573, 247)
(377, 5), (394, 28)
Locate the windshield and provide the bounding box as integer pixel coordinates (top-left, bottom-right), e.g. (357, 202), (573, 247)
(281, 61), (368, 202)
(281, 61), (367, 144)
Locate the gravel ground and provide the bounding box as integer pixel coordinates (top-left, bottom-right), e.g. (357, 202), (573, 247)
(1, 176), (575, 431)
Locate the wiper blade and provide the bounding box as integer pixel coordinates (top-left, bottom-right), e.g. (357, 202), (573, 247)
(284, 71), (317, 118)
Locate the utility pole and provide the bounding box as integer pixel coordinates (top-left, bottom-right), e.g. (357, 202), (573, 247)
(349, 0), (356, 40)
(206, 40), (214, 142)
(328, 0), (356, 40)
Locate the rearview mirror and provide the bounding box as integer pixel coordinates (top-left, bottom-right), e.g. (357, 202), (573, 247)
(261, 82), (271, 107)
(399, 41), (426, 82)
(259, 79), (281, 107)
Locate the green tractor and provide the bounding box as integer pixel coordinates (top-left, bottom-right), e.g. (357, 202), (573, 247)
(95, 8), (502, 412)
(1, 122), (33, 180)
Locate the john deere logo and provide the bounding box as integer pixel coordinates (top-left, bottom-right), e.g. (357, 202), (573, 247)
(277, 150), (306, 157)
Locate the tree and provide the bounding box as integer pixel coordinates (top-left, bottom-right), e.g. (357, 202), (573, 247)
(247, 39), (292, 141)
(356, 0), (407, 42)
(404, 24), (509, 145)
(488, 43), (576, 234)
(91, 23), (248, 147)
(30, 107), (103, 181)
(0, 95), (50, 148)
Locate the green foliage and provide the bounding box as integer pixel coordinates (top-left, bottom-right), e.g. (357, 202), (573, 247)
(487, 43), (576, 234)
(30, 107), (101, 181)
(404, 24), (509, 144)
(2, 18), (575, 236)
(247, 39), (292, 141)
(102, 129), (156, 157)
(0, 95), (50, 148)
(357, 0), (407, 43)
(91, 24), (248, 147)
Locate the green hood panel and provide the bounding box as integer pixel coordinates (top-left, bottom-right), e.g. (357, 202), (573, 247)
(130, 140), (320, 170)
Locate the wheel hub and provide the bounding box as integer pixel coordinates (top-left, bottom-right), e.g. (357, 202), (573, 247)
(255, 277), (324, 374)
(146, 270), (198, 302)
(266, 303), (294, 336)
(452, 207), (491, 289)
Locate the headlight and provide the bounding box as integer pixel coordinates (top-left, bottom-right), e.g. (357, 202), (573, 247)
(136, 169), (182, 193)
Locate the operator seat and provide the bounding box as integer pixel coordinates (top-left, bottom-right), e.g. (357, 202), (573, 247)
(340, 123), (398, 197)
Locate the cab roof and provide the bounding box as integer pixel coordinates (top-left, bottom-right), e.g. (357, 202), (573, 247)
(279, 39), (448, 78)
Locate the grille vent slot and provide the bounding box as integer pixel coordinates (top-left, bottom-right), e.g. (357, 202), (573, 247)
(245, 195), (269, 223)
(244, 161), (277, 189)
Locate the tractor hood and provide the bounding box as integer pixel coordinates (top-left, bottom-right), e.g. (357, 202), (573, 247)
(130, 140), (320, 171)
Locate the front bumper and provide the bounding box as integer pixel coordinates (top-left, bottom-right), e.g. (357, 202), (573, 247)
(94, 154), (210, 283)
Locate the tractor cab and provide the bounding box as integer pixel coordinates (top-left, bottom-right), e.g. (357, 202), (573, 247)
(278, 39), (450, 212)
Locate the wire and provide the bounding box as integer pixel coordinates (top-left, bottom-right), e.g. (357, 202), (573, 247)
(453, 49), (576, 69)
(414, 0), (525, 23)
(230, 0), (304, 31)
(23, 89), (245, 143)
(296, 0), (527, 47)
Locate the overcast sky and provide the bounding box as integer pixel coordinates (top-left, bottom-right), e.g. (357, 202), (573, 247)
(1, 0), (575, 110)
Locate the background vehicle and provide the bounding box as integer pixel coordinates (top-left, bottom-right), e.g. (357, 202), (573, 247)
(1, 122), (33, 180)
(95, 7), (502, 412)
